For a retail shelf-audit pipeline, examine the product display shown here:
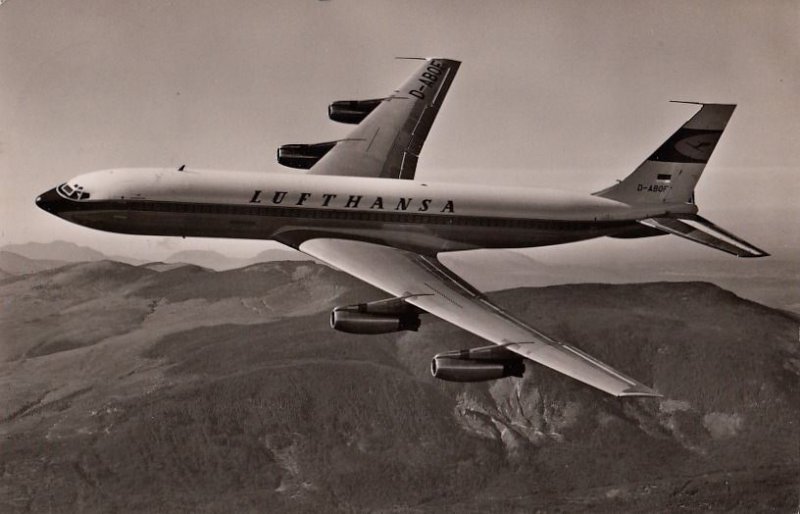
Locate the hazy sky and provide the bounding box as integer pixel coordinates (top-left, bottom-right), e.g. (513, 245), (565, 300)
(1, 0), (797, 264)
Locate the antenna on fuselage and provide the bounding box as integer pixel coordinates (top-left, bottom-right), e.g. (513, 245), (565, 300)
(178, 164), (186, 171)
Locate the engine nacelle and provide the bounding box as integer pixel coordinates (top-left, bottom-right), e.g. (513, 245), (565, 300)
(277, 141), (337, 169)
(328, 99), (383, 124)
(330, 297), (421, 334)
(330, 310), (420, 334)
(430, 345), (525, 382)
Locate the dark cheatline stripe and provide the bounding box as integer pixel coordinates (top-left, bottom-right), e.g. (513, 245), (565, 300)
(56, 197), (633, 233)
(647, 128), (724, 164)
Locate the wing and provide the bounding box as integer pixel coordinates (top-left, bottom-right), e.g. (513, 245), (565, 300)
(308, 58), (460, 180)
(299, 238), (660, 397)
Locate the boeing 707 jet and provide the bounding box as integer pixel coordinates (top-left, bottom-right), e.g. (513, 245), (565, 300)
(36, 58), (768, 397)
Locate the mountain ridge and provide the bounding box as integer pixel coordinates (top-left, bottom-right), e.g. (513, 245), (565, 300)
(0, 241), (319, 275)
(3, 241), (796, 314)
(0, 260), (796, 512)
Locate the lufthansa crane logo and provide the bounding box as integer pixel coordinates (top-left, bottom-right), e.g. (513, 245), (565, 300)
(674, 133), (719, 161)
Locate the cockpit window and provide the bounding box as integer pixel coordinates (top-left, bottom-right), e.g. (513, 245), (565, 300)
(57, 183), (91, 201)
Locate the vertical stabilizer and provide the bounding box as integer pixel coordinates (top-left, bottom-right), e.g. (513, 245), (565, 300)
(594, 103), (735, 205)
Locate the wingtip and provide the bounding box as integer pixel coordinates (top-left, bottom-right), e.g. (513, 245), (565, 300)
(395, 56), (462, 65)
(738, 251), (771, 258)
(669, 100), (737, 108)
(618, 384), (663, 398)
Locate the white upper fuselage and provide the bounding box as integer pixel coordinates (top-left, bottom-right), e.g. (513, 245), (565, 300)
(38, 167), (694, 255)
(59, 167), (674, 220)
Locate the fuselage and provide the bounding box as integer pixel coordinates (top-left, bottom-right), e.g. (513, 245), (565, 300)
(36, 168), (692, 254)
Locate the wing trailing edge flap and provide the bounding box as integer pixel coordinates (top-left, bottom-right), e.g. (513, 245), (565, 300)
(638, 215), (768, 258)
(298, 238), (660, 397)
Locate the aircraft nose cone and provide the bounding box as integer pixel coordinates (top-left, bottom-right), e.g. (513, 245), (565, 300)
(35, 187), (65, 214)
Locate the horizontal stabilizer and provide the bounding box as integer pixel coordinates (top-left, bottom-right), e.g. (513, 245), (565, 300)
(638, 215), (769, 258)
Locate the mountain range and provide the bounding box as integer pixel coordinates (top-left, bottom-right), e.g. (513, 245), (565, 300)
(0, 241), (317, 273)
(0, 259), (797, 512)
(2, 240), (797, 315)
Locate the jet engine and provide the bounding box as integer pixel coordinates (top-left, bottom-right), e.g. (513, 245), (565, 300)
(328, 99), (383, 124)
(276, 141), (337, 169)
(330, 297), (422, 334)
(431, 345), (525, 382)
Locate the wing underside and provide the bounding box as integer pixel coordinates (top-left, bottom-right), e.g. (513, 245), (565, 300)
(299, 238), (660, 397)
(307, 58), (461, 180)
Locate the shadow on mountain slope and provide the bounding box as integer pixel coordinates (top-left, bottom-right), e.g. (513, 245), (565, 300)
(0, 262), (797, 512)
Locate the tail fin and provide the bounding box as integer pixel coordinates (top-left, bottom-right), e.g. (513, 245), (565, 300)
(594, 102), (736, 205)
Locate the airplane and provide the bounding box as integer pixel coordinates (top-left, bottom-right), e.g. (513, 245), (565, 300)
(35, 57), (768, 397)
